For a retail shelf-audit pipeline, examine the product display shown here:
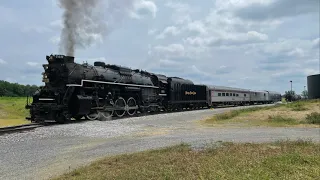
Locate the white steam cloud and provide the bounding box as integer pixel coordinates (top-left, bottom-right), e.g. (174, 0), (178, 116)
(57, 0), (155, 56)
(58, 0), (107, 56)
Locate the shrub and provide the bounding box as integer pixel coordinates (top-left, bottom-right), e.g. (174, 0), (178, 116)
(305, 112), (320, 125)
(267, 115), (297, 125)
(286, 102), (308, 111)
(214, 111), (240, 120)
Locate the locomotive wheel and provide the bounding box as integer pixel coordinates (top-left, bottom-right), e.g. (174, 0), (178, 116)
(115, 97), (126, 117)
(86, 111), (100, 120)
(127, 97), (137, 116)
(100, 105), (114, 120)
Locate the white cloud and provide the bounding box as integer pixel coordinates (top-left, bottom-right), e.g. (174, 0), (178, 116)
(303, 68), (319, 76)
(164, 1), (194, 24)
(159, 59), (180, 66)
(183, 37), (211, 46)
(5, 77), (17, 83)
(0, 6), (17, 24)
(49, 19), (63, 28)
(0, 58), (7, 64)
(183, 31), (268, 47)
(191, 65), (210, 77)
(187, 21), (207, 35)
(156, 26), (181, 39)
(214, 0), (274, 11)
(313, 38), (320, 48)
(153, 43), (185, 56)
(148, 29), (157, 35)
(306, 59), (319, 65)
(26, 62), (38, 66)
(271, 66), (318, 79)
(215, 65), (232, 74)
(21, 25), (51, 33)
(247, 31), (268, 41)
(229, 0), (320, 21)
(258, 39), (316, 57)
(130, 0), (157, 19)
(49, 35), (60, 44)
(287, 48), (304, 57)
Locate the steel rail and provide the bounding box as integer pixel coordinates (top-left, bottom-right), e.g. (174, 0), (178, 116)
(0, 123), (44, 135)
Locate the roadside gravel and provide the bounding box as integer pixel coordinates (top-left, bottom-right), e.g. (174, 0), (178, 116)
(0, 104), (319, 180)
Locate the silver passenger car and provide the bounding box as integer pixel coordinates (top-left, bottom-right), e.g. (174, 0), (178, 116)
(208, 85), (281, 107)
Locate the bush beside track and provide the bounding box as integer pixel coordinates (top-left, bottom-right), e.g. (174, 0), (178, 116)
(0, 97), (30, 127)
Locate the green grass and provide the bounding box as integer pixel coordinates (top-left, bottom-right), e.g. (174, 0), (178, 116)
(281, 97), (287, 103)
(285, 101), (309, 111)
(306, 112), (320, 125)
(53, 140), (320, 180)
(0, 97), (31, 127)
(209, 105), (280, 122)
(204, 100), (320, 127)
(267, 115), (300, 125)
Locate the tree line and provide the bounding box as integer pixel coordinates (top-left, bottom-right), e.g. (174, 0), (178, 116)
(0, 80), (39, 97)
(283, 90), (308, 102)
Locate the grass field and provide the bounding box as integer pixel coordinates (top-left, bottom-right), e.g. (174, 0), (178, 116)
(0, 97), (31, 127)
(53, 140), (320, 180)
(204, 100), (320, 127)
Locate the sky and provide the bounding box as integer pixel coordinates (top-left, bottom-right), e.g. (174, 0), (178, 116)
(0, 0), (319, 95)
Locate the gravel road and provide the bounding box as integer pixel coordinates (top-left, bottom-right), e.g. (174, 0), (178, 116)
(0, 104), (319, 180)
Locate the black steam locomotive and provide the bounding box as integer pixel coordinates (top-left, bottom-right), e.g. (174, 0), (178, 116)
(26, 54), (210, 123)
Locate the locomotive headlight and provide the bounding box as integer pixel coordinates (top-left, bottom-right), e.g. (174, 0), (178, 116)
(43, 64), (49, 70)
(42, 72), (49, 82)
(42, 78), (49, 83)
(41, 72), (48, 78)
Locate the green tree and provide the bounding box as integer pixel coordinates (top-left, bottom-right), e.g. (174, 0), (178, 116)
(302, 90), (308, 99)
(0, 80), (39, 97)
(284, 90), (295, 102)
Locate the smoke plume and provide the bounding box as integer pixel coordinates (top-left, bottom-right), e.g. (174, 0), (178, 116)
(58, 0), (107, 56)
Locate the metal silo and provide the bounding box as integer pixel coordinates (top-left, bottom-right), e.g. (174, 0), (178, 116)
(307, 74), (320, 99)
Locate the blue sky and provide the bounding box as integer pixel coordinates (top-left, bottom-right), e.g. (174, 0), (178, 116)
(0, 0), (319, 95)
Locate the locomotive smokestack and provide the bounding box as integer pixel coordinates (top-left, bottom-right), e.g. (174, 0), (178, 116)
(58, 0), (106, 56)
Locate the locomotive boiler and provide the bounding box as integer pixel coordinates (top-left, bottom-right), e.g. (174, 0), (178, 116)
(26, 54), (169, 123)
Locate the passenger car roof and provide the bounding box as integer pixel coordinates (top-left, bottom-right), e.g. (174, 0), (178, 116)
(208, 85), (250, 92)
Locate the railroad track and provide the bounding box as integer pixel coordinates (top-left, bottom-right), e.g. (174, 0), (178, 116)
(0, 123), (44, 135)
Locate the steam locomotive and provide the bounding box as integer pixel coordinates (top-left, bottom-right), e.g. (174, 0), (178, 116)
(26, 54), (210, 123)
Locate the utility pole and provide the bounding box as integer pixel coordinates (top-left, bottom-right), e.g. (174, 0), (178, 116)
(289, 80), (293, 102)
